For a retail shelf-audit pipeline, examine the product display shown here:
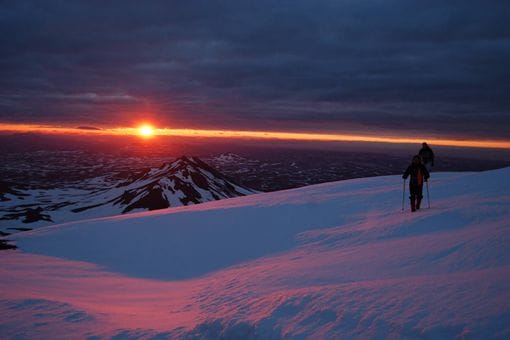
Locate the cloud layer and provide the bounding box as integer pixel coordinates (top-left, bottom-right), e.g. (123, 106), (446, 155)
(1, 1), (509, 138)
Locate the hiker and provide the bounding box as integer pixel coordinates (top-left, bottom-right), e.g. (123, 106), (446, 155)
(418, 142), (434, 169)
(402, 155), (430, 212)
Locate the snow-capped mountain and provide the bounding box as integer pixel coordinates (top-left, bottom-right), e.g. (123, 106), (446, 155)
(72, 156), (256, 213)
(0, 156), (256, 235)
(2, 168), (509, 338)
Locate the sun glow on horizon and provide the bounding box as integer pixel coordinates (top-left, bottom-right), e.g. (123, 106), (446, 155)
(138, 124), (155, 138)
(1, 122), (510, 150)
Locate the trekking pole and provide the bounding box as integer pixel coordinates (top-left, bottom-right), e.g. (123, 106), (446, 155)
(426, 180), (430, 209)
(402, 179), (406, 212)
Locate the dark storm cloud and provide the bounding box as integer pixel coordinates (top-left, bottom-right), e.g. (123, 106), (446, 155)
(76, 126), (101, 130)
(1, 0), (509, 138)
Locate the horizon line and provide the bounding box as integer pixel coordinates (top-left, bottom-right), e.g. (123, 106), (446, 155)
(1, 122), (510, 149)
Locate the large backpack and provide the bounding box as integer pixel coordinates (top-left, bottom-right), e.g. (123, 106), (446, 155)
(419, 148), (432, 163)
(416, 166), (424, 186)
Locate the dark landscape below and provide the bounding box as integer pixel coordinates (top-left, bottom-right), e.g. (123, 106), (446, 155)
(2, 136), (509, 193)
(2, 135), (509, 237)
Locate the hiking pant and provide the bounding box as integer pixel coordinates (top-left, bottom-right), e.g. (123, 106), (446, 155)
(409, 182), (424, 200)
(409, 182), (424, 210)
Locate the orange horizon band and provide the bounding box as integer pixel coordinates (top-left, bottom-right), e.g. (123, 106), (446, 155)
(1, 122), (509, 149)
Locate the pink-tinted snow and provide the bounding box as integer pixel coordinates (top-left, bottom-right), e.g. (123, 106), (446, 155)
(1, 168), (509, 338)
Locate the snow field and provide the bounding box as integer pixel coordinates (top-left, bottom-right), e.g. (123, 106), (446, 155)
(1, 168), (509, 338)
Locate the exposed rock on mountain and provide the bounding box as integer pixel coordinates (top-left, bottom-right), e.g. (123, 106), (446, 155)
(0, 157), (257, 234)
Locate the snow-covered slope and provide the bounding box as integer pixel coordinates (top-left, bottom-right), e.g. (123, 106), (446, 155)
(1, 168), (509, 338)
(0, 156), (256, 235)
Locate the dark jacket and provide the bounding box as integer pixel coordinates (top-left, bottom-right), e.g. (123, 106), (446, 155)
(403, 163), (430, 185)
(418, 146), (434, 166)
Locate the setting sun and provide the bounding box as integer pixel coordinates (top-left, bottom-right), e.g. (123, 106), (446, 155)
(138, 124), (155, 138)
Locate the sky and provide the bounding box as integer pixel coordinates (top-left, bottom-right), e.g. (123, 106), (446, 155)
(1, 1), (509, 143)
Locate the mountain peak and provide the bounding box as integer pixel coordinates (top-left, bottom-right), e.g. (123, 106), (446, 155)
(72, 157), (257, 215)
(1, 157), (257, 234)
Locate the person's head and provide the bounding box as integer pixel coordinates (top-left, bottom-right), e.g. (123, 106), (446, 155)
(412, 155), (422, 164)
(422, 142), (428, 147)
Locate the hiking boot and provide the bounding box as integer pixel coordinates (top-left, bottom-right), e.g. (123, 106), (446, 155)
(410, 198), (416, 212)
(416, 198), (421, 210)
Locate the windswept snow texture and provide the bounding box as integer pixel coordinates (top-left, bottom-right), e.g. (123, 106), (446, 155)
(1, 168), (510, 338)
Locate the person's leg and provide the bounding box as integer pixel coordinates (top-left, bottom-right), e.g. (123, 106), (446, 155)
(416, 184), (423, 209)
(409, 183), (417, 212)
